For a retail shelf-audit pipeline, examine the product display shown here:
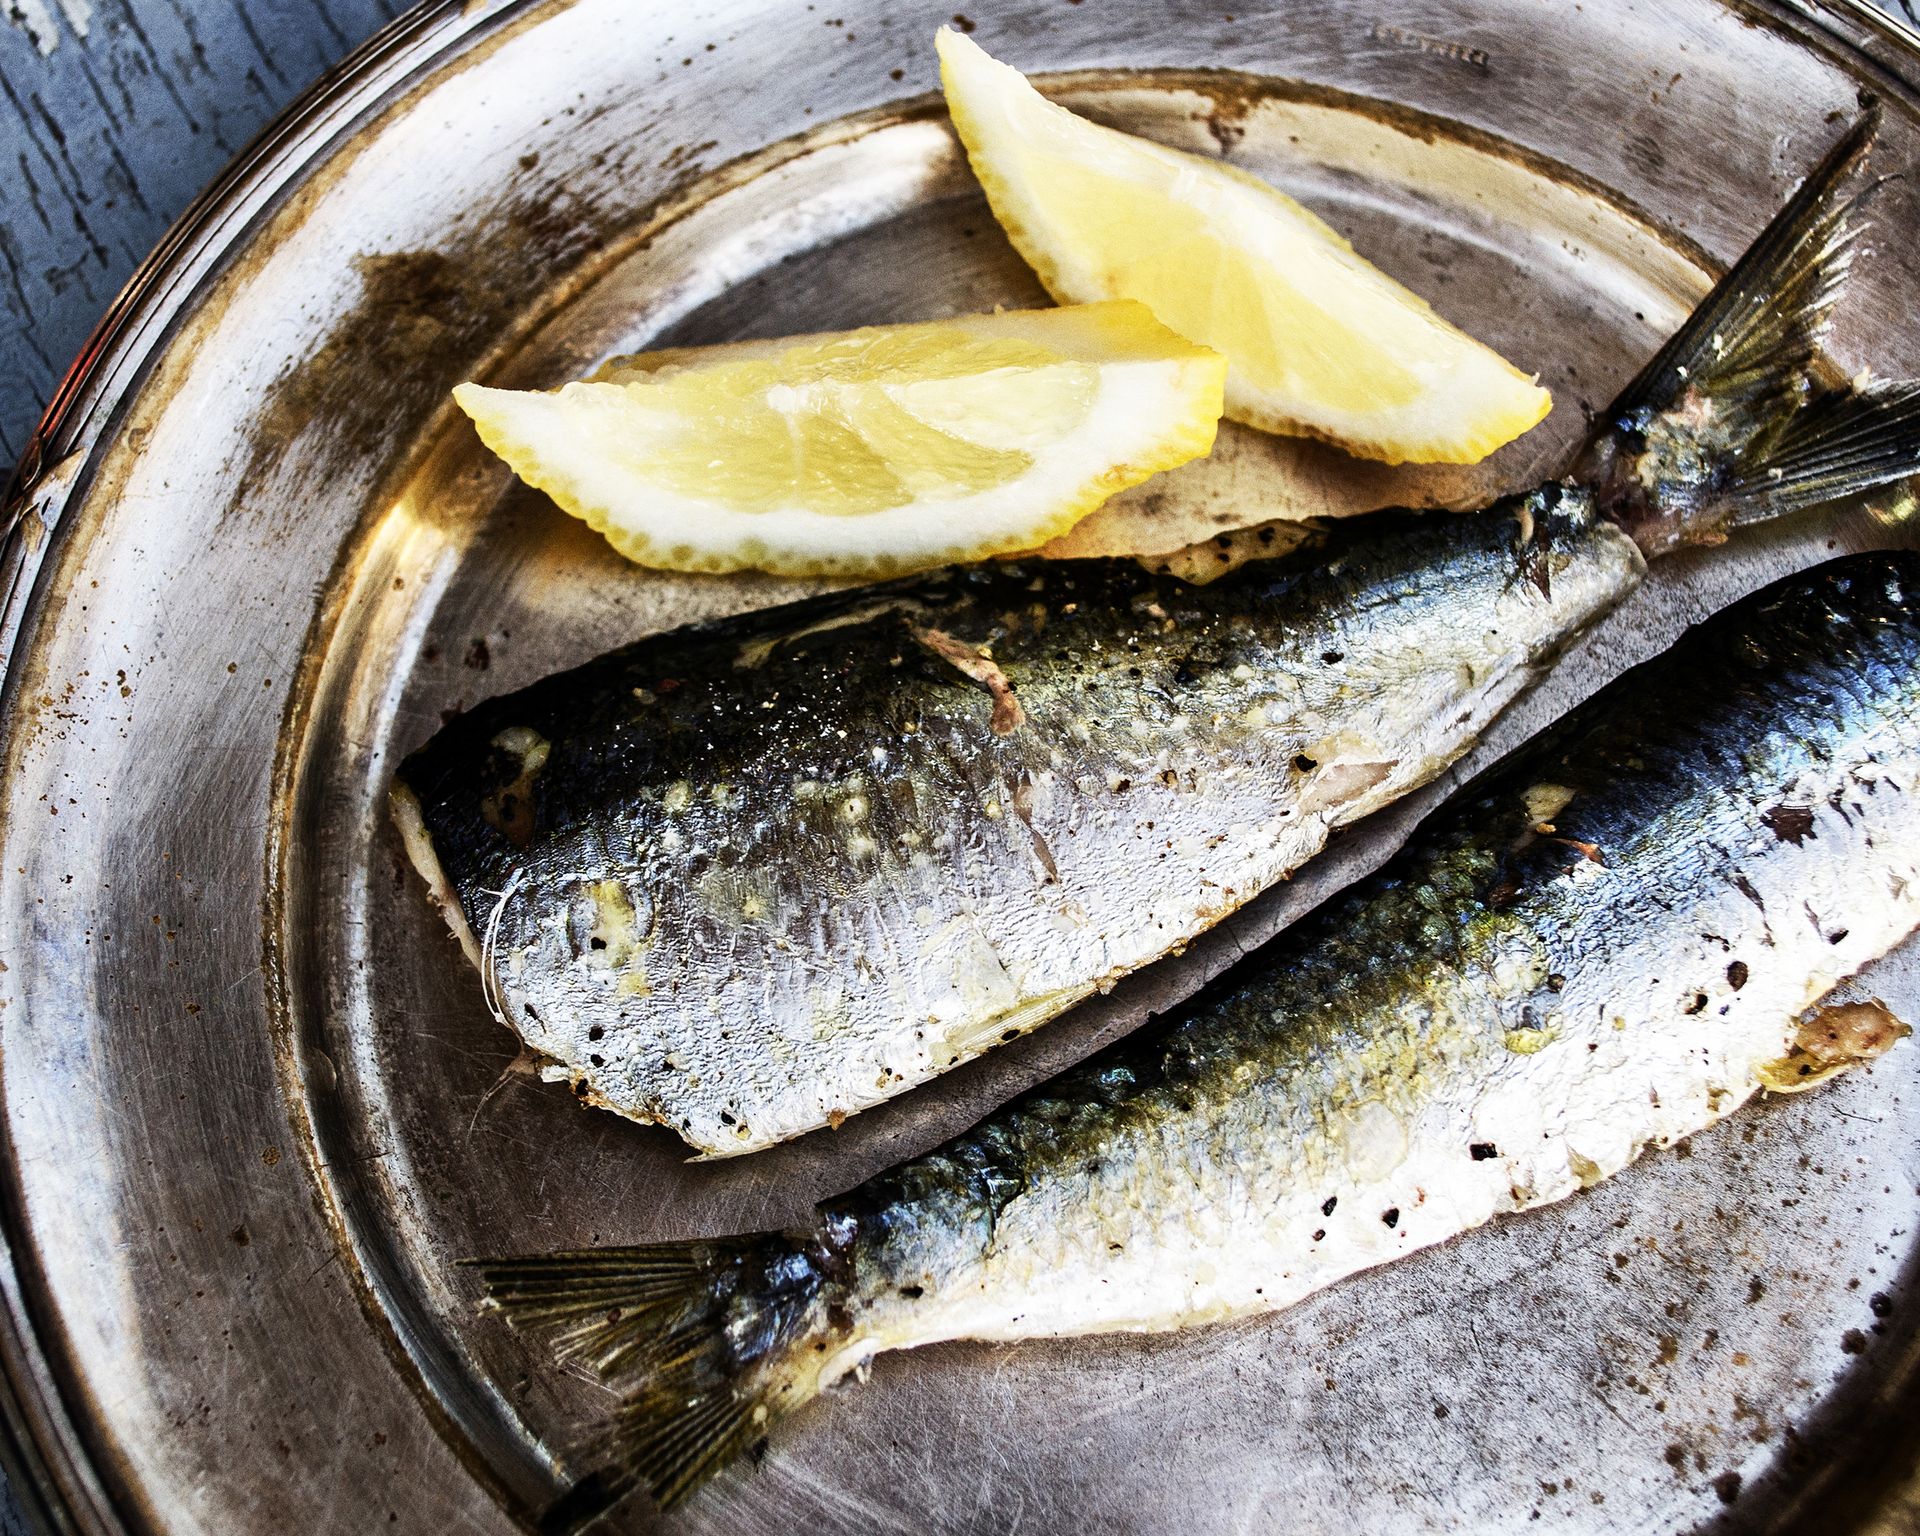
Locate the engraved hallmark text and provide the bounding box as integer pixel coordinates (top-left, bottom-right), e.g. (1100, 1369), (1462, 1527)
(1368, 21), (1492, 71)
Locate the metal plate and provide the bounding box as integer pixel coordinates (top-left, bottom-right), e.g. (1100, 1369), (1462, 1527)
(3, 2), (1920, 1532)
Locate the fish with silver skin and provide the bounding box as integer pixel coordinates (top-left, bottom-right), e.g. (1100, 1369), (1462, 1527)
(397, 510), (1638, 1153)
(396, 111), (1920, 1155)
(475, 549), (1920, 1510)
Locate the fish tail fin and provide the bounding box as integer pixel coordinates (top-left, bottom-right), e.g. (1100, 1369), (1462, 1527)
(1578, 105), (1920, 552)
(465, 1231), (849, 1512)
(1722, 380), (1920, 528)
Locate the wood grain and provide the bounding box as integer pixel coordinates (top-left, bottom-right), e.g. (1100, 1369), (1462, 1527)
(1, 0), (402, 466)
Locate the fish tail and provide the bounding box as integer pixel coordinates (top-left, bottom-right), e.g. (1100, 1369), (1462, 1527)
(1578, 104), (1920, 552)
(1722, 380), (1920, 528)
(465, 1231), (850, 1511)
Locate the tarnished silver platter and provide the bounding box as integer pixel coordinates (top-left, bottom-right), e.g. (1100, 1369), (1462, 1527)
(3, 1), (1920, 1531)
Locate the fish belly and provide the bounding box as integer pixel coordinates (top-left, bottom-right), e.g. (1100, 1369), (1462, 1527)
(855, 554), (1920, 1349)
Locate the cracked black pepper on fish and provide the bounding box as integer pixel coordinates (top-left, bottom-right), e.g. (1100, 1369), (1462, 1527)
(395, 109), (1920, 1155)
(474, 548), (1920, 1510)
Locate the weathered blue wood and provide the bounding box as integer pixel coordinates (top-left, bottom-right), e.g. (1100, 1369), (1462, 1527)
(1, 0), (403, 466)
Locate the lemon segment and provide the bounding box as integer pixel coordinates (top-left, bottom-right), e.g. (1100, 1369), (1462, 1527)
(936, 27), (1551, 465)
(454, 301), (1225, 577)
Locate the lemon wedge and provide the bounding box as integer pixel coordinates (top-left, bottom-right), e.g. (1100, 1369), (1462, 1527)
(937, 28), (1550, 465)
(453, 301), (1224, 577)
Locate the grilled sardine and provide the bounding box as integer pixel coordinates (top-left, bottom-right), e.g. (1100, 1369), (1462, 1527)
(477, 550), (1920, 1509)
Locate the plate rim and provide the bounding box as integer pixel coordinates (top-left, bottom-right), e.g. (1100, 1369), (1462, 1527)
(0, 9), (520, 1528)
(1, 2), (1918, 1531)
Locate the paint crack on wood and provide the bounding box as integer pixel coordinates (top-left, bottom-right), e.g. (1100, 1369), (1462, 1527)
(4, 0), (89, 57)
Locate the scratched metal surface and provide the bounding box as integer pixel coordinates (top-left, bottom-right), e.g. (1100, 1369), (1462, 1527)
(3, 2), (1920, 1535)
(5, 0), (1920, 467)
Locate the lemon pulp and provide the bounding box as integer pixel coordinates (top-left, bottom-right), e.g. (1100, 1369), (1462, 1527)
(937, 27), (1551, 465)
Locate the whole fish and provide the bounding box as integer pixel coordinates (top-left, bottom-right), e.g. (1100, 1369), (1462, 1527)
(396, 112), (1920, 1155)
(476, 548), (1920, 1509)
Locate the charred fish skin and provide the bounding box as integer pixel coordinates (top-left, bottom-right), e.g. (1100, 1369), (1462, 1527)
(471, 551), (1920, 1509)
(399, 495), (1639, 1154)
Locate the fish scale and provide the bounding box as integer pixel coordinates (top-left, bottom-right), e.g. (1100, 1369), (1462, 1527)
(399, 501), (1639, 1153)
(834, 556), (1920, 1357)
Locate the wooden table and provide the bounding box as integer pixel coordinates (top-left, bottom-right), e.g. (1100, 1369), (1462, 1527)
(1, 0), (402, 469)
